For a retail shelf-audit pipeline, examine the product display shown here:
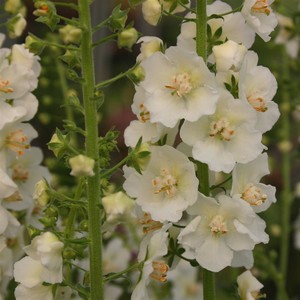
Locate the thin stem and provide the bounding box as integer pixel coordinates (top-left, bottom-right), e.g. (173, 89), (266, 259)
(104, 263), (142, 282)
(162, 10), (196, 21)
(93, 17), (111, 33)
(278, 49), (292, 300)
(207, 5), (242, 20)
(58, 14), (80, 26)
(196, 1), (215, 300)
(53, 1), (79, 10)
(95, 64), (138, 89)
(92, 33), (118, 48)
(78, 0), (103, 299)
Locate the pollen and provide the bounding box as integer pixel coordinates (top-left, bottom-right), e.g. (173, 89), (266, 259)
(150, 260), (169, 283)
(209, 215), (228, 235)
(209, 117), (235, 141)
(139, 213), (163, 234)
(139, 103), (151, 123)
(152, 168), (177, 197)
(165, 72), (193, 98)
(241, 183), (267, 206)
(0, 79), (13, 94)
(5, 129), (30, 156)
(247, 95), (268, 112)
(251, 0), (271, 15)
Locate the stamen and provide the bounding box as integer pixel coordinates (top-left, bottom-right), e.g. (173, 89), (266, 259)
(5, 129), (30, 156)
(139, 104), (150, 123)
(150, 261), (169, 282)
(165, 72), (193, 98)
(0, 79), (13, 94)
(241, 183), (267, 206)
(3, 191), (22, 202)
(247, 95), (268, 112)
(209, 117), (235, 141)
(152, 168), (177, 197)
(251, 0), (271, 15)
(138, 213), (163, 234)
(12, 164), (29, 182)
(209, 215), (228, 235)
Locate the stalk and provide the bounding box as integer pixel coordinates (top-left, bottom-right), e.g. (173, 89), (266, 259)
(277, 49), (292, 300)
(78, 1), (104, 299)
(195, 1), (215, 300)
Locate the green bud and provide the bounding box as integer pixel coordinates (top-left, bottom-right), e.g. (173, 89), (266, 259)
(33, 179), (50, 207)
(44, 206), (58, 218)
(59, 25), (82, 44)
(39, 216), (57, 227)
(25, 35), (45, 55)
(33, 1), (51, 16)
(63, 247), (77, 259)
(128, 65), (145, 84)
(109, 5), (128, 30)
(48, 132), (66, 157)
(7, 13), (27, 39)
(118, 28), (139, 50)
(78, 220), (89, 232)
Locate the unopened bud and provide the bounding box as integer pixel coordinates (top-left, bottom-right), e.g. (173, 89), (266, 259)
(137, 36), (163, 62)
(142, 0), (161, 26)
(25, 35), (45, 55)
(69, 154), (95, 177)
(118, 28), (139, 50)
(59, 25), (82, 44)
(48, 133), (66, 157)
(33, 1), (50, 16)
(7, 13), (27, 38)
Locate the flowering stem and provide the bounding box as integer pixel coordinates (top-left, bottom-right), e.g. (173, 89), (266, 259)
(104, 263), (142, 282)
(196, 1), (215, 300)
(78, 0), (104, 299)
(278, 49), (292, 300)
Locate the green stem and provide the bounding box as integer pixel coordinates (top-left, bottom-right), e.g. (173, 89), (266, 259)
(196, 1), (215, 300)
(53, 1), (79, 10)
(278, 49), (292, 300)
(92, 33), (118, 48)
(104, 263), (142, 282)
(78, 1), (103, 299)
(95, 64), (138, 89)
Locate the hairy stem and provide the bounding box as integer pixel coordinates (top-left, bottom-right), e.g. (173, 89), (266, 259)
(78, 1), (103, 299)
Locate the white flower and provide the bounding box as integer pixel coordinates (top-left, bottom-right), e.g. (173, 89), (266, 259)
(213, 40), (247, 72)
(11, 44), (41, 78)
(237, 270), (264, 300)
(131, 224), (170, 300)
(140, 46), (219, 128)
(0, 204), (20, 237)
(15, 284), (53, 300)
(231, 153), (276, 213)
(137, 36), (163, 62)
(123, 145), (198, 222)
(180, 90), (264, 173)
(241, 0), (278, 42)
(0, 102), (26, 131)
(239, 52), (279, 133)
(9, 13), (27, 39)
(69, 154), (95, 177)
(24, 232), (64, 283)
(0, 167), (18, 198)
(142, 0), (161, 26)
(178, 193), (269, 272)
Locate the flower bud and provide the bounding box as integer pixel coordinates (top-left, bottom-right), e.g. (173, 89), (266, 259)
(69, 154), (95, 177)
(25, 35), (45, 55)
(213, 40), (247, 72)
(4, 0), (26, 15)
(118, 28), (139, 50)
(142, 0), (162, 26)
(7, 13), (27, 38)
(33, 1), (50, 16)
(48, 133), (66, 157)
(102, 191), (134, 221)
(129, 65), (145, 84)
(137, 36), (163, 62)
(59, 24), (82, 44)
(33, 179), (50, 207)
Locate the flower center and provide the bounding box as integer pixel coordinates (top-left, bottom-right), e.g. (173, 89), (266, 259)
(0, 79), (13, 94)
(209, 117), (235, 141)
(5, 129), (29, 156)
(152, 168), (177, 197)
(241, 183), (267, 206)
(138, 103), (150, 123)
(139, 213), (163, 234)
(247, 95), (268, 112)
(4, 191), (22, 202)
(150, 260), (169, 282)
(165, 72), (193, 98)
(209, 215), (228, 235)
(251, 0), (271, 15)
(12, 164), (29, 182)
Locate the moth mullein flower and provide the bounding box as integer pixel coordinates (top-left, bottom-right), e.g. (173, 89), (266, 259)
(237, 270), (264, 300)
(178, 193), (269, 272)
(123, 145), (198, 222)
(140, 46), (219, 128)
